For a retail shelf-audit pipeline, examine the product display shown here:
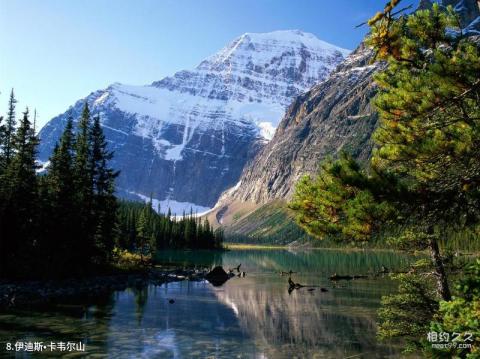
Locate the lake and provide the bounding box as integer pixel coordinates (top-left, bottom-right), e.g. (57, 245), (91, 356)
(0, 248), (419, 358)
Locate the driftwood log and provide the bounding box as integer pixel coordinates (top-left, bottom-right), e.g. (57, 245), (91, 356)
(288, 277), (328, 294)
(329, 273), (368, 281)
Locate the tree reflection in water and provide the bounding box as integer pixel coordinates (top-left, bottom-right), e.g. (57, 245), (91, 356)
(0, 249), (417, 358)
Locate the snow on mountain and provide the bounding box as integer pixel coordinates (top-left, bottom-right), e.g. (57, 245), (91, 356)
(218, 0), (480, 208)
(95, 30), (349, 158)
(130, 192), (211, 217)
(38, 30), (349, 211)
(219, 42), (380, 206)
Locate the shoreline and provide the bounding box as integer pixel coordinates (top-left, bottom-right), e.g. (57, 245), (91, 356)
(225, 242), (406, 252)
(225, 243), (480, 255)
(0, 266), (210, 309)
(3, 247), (477, 309)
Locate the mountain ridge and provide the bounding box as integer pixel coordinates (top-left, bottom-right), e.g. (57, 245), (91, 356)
(38, 30), (349, 213)
(212, 0), (480, 231)
(219, 42), (379, 204)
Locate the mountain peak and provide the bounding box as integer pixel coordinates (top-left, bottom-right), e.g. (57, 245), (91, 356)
(39, 29), (349, 211)
(240, 29), (316, 41)
(195, 29), (350, 82)
(237, 29), (350, 54)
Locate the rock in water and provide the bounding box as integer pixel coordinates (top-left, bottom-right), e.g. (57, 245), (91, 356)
(205, 266), (230, 287)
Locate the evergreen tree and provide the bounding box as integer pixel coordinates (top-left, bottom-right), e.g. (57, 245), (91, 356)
(136, 204), (149, 261)
(3, 89), (17, 167)
(47, 118), (76, 191)
(184, 210), (196, 248)
(90, 115), (118, 262)
(0, 95), (219, 277)
(213, 227), (224, 249)
(1, 108), (39, 276)
(0, 95), (122, 278)
(0, 112), (6, 276)
(0, 115), (5, 173)
(74, 103), (95, 261)
(291, 2), (479, 301)
(291, 3), (479, 355)
(43, 117), (77, 273)
(115, 201), (222, 251)
(367, 3), (480, 301)
(428, 259), (480, 358)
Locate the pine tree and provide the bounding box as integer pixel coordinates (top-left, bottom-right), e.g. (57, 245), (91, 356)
(90, 115), (118, 262)
(184, 211), (197, 248)
(0, 115), (5, 173)
(290, 153), (400, 242)
(11, 108), (38, 212)
(3, 89), (17, 167)
(213, 227), (224, 249)
(43, 117), (78, 273)
(291, 2), (479, 301)
(1, 108), (39, 277)
(0, 112), (6, 277)
(136, 204), (149, 262)
(366, 3), (480, 301)
(428, 259), (480, 358)
(0, 95), (124, 277)
(291, 3), (479, 354)
(74, 103), (95, 262)
(115, 200), (221, 251)
(46, 118), (75, 199)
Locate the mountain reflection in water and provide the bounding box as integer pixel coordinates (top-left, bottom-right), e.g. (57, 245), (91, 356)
(0, 249), (419, 358)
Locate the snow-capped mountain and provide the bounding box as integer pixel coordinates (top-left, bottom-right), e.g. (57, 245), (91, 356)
(38, 30), (349, 213)
(217, 0), (480, 207)
(219, 42), (381, 206)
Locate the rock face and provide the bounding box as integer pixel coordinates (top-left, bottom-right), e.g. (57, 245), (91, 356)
(223, 43), (380, 204)
(221, 0), (480, 206)
(37, 30), (349, 212)
(452, 0), (480, 33)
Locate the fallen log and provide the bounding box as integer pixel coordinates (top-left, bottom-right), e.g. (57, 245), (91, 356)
(288, 277), (329, 294)
(329, 273), (368, 281)
(288, 277), (304, 289)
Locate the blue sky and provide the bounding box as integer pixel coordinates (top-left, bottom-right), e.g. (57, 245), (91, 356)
(0, 0), (416, 129)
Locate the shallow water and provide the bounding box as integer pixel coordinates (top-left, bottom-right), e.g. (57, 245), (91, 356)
(0, 249), (419, 358)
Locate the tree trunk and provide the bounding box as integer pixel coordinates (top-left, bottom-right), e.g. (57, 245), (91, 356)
(427, 230), (451, 301)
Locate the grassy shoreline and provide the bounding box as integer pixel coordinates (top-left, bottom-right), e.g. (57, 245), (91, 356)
(225, 242), (405, 252)
(224, 243), (480, 256)
(225, 243), (288, 250)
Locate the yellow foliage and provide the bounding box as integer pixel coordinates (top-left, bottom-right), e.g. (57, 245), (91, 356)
(112, 247), (151, 268)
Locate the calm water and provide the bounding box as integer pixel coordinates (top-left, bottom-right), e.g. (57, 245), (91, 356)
(0, 249), (419, 358)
